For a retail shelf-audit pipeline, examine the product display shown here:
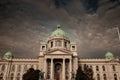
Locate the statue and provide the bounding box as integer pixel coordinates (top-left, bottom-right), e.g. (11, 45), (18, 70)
(39, 71), (44, 80)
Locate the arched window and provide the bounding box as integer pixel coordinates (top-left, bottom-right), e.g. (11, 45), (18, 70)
(97, 74), (100, 80)
(112, 65), (116, 71)
(24, 65), (27, 71)
(36, 65), (38, 69)
(1, 64), (5, 71)
(42, 46), (45, 50)
(72, 46), (75, 50)
(17, 65), (21, 72)
(16, 73), (20, 80)
(11, 65), (15, 72)
(30, 65), (34, 68)
(51, 42), (53, 48)
(103, 74), (107, 80)
(10, 73), (14, 80)
(55, 40), (62, 47)
(90, 65), (92, 69)
(64, 42), (67, 47)
(102, 66), (105, 71)
(96, 66), (99, 71)
(114, 74), (117, 80)
(0, 73), (3, 80)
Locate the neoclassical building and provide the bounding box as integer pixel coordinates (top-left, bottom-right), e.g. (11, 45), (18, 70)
(0, 26), (120, 80)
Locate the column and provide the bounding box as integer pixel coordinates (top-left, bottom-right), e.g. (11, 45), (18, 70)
(69, 58), (72, 80)
(44, 58), (47, 79)
(63, 58), (65, 80)
(50, 58), (53, 80)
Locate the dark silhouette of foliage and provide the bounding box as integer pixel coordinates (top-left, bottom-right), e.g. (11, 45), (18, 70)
(22, 68), (40, 80)
(75, 64), (94, 80)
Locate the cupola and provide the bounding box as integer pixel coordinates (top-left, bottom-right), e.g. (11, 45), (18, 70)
(105, 52), (114, 59)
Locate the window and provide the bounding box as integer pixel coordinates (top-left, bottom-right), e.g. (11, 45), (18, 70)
(47, 60), (50, 79)
(97, 74), (100, 80)
(35, 65), (38, 69)
(103, 74), (107, 80)
(24, 65), (27, 71)
(11, 65), (15, 72)
(72, 46), (75, 50)
(10, 73), (14, 80)
(90, 65), (92, 69)
(102, 66), (105, 71)
(96, 66), (99, 71)
(1, 64), (5, 71)
(42, 46), (45, 50)
(55, 40), (62, 47)
(51, 42), (53, 48)
(64, 42), (67, 47)
(17, 65), (21, 72)
(0, 73), (3, 80)
(112, 65), (116, 71)
(30, 65), (34, 68)
(114, 74), (117, 80)
(16, 73), (20, 80)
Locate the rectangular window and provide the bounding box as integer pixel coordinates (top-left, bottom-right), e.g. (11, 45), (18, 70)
(42, 46), (45, 50)
(112, 65), (116, 71)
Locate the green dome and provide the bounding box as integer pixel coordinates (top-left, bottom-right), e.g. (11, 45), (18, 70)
(50, 25), (68, 38)
(3, 51), (13, 59)
(105, 52), (114, 59)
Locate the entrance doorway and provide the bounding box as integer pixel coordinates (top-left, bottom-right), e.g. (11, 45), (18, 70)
(54, 63), (62, 80)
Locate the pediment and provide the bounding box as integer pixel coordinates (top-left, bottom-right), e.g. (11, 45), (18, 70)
(46, 49), (72, 55)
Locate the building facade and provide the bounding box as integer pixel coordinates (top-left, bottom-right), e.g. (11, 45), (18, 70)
(0, 26), (120, 80)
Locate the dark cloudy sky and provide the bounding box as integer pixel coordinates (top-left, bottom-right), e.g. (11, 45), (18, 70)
(0, 0), (120, 58)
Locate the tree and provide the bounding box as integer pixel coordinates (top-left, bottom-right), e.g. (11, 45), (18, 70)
(22, 68), (41, 80)
(75, 66), (87, 80)
(75, 65), (94, 80)
(84, 64), (94, 80)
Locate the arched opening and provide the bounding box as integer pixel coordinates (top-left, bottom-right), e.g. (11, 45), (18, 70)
(54, 63), (62, 80)
(0, 73), (3, 80)
(10, 73), (14, 80)
(16, 73), (20, 80)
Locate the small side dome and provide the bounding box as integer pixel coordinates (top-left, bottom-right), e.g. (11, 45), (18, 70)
(105, 52), (114, 59)
(50, 25), (68, 38)
(3, 51), (13, 59)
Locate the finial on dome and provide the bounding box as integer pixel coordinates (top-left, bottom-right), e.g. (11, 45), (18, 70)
(57, 24), (61, 29)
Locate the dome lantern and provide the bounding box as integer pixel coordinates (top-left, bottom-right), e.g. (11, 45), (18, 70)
(50, 25), (68, 39)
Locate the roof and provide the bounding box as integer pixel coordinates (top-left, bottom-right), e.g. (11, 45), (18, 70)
(50, 25), (68, 38)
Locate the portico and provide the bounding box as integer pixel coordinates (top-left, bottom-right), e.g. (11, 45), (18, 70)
(44, 55), (72, 80)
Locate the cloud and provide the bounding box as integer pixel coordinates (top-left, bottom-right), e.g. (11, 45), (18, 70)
(0, 0), (120, 58)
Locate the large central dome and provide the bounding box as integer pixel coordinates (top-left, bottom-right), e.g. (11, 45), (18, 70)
(50, 25), (68, 38)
